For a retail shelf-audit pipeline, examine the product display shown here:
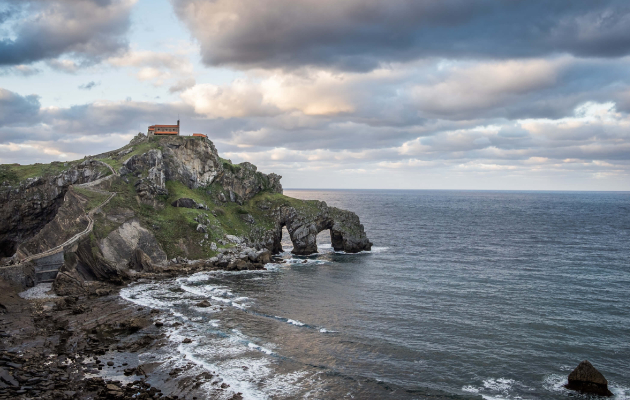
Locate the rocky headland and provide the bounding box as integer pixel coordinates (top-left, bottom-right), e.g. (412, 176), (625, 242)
(0, 133), (372, 399)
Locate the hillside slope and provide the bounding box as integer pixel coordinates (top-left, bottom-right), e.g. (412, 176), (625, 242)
(1, 134), (371, 292)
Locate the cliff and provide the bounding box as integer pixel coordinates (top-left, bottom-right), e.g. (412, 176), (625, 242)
(0, 133), (372, 293)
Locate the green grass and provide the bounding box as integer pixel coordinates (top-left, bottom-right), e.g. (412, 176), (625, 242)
(95, 139), (161, 171)
(0, 161), (81, 185)
(72, 187), (111, 212)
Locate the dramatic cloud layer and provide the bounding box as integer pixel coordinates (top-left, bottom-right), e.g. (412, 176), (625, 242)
(0, 0), (136, 67)
(1, 0), (629, 189)
(172, 0), (630, 71)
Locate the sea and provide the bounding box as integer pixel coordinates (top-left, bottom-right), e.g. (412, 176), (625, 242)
(120, 190), (630, 399)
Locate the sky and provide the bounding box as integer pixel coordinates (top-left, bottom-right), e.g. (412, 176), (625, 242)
(1, 0), (630, 190)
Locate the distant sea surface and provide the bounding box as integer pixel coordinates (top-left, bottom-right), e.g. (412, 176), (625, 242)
(122, 190), (630, 399)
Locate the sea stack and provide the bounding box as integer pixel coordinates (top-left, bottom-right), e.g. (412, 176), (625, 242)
(565, 360), (613, 396)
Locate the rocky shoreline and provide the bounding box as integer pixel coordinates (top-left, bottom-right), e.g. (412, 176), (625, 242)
(0, 270), (255, 400)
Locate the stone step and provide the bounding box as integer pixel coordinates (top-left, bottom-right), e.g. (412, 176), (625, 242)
(35, 264), (62, 272)
(35, 269), (60, 274)
(35, 270), (59, 282)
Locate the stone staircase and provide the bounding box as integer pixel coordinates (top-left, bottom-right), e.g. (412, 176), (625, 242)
(33, 252), (64, 284)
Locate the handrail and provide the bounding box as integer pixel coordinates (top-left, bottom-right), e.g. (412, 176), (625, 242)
(3, 162), (119, 268)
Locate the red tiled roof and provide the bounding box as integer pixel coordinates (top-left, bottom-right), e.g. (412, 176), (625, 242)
(192, 133), (207, 137)
(153, 125), (179, 128)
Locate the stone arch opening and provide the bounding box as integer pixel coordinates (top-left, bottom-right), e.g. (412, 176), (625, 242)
(280, 225), (293, 253)
(0, 239), (17, 258)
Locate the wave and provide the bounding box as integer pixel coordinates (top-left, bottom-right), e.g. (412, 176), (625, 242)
(543, 374), (630, 399)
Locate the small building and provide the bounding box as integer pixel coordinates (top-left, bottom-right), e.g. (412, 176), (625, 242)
(148, 120), (180, 136)
(192, 133), (207, 138)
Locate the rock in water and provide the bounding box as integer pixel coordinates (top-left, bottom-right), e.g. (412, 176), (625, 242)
(195, 300), (211, 307)
(565, 360), (613, 396)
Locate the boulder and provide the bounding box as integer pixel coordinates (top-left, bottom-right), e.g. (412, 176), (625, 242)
(120, 317), (150, 333)
(195, 300), (211, 307)
(171, 198), (198, 208)
(99, 219), (167, 269)
(565, 360), (613, 396)
(128, 248), (155, 272)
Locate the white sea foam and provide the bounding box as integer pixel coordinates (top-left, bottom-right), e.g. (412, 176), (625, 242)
(462, 378), (521, 400)
(611, 385), (630, 400)
(543, 374), (630, 399)
(247, 342), (275, 355)
(162, 322), (307, 399)
(462, 385), (479, 393)
(285, 258), (329, 266)
(185, 272), (211, 282)
(18, 283), (58, 300)
(542, 374), (569, 394)
(483, 378), (515, 393)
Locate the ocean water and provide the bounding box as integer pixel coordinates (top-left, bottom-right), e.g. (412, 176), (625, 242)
(121, 190), (630, 399)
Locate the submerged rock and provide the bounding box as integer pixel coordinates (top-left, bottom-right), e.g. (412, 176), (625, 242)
(195, 300), (211, 307)
(565, 360), (613, 396)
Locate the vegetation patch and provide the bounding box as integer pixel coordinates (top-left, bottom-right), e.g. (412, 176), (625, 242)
(0, 161), (81, 185)
(72, 187), (111, 212)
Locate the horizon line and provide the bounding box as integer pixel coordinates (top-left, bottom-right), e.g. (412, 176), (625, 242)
(284, 188), (630, 193)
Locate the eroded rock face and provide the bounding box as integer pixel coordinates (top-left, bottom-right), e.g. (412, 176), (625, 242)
(219, 162), (283, 202)
(251, 201), (372, 255)
(162, 137), (222, 188)
(99, 219), (168, 269)
(53, 236), (129, 295)
(565, 360), (613, 396)
(128, 248), (155, 273)
(121, 149), (167, 207)
(121, 137), (281, 206)
(15, 188), (90, 258)
(0, 160), (109, 259)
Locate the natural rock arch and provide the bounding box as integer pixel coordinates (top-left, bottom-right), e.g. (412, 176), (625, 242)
(267, 201), (372, 255)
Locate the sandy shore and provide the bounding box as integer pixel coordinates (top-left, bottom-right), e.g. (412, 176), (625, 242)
(0, 279), (244, 400)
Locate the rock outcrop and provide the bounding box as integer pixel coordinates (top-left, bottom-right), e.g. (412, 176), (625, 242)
(128, 248), (156, 272)
(171, 198), (206, 209)
(565, 360), (613, 396)
(120, 136), (282, 206)
(53, 236), (129, 295)
(121, 149), (167, 207)
(162, 136), (223, 188)
(218, 161), (283, 203)
(98, 219), (168, 269)
(249, 200), (372, 255)
(14, 188), (90, 258)
(2, 133), (373, 294)
(0, 160), (109, 260)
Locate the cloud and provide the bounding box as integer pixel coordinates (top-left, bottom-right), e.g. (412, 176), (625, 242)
(411, 58), (567, 119)
(107, 49), (195, 86)
(0, 65), (40, 76)
(169, 77), (196, 93)
(1, 83), (629, 189)
(78, 81), (100, 90)
(172, 0), (630, 71)
(0, 0), (136, 67)
(180, 70), (357, 119)
(0, 88), (41, 126)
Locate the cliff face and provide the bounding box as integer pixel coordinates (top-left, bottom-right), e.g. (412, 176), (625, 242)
(0, 161), (110, 260)
(120, 135), (282, 207)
